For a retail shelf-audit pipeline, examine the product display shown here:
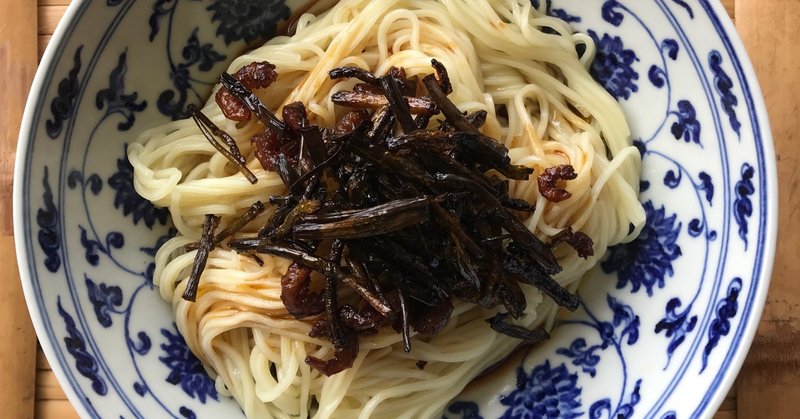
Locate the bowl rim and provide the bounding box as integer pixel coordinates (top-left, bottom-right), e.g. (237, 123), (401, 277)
(14, 0), (95, 417)
(678, 1), (776, 417)
(13, 1), (778, 418)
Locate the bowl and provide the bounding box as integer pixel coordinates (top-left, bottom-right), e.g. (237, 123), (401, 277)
(15, 0), (776, 417)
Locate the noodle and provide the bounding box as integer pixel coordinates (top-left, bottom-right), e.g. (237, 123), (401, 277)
(130, 0), (645, 417)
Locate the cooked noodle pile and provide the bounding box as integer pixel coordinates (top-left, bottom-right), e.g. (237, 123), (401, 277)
(129, 0), (645, 417)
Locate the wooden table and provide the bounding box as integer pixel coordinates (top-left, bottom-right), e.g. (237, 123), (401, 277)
(0, 0), (796, 417)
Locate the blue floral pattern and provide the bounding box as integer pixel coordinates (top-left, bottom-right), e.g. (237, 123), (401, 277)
(58, 297), (107, 395)
(96, 51), (147, 131)
(37, 167), (61, 273)
(159, 325), (218, 403)
(149, 0), (228, 120)
(21, 0), (772, 417)
(602, 201), (683, 296)
(589, 379), (642, 419)
(734, 163), (755, 248)
(588, 30), (639, 100)
(702, 277), (743, 371)
(208, 0), (290, 45)
(655, 297), (698, 358)
(495, 296), (642, 419)
(670, 100), (702, 144)
(108, 146), (170, 229)
(86, 275), (123, 327)
(500, 361), (582, 419)
(46, 46), (83, 139)
(443, 401), (484, 419)
(709, 51), (741, 136)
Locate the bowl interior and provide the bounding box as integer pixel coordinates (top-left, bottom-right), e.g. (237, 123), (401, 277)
(16, 0), (775, 418)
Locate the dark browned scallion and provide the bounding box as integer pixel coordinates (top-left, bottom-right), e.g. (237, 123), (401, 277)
(184, 201), (266, 251)
(190, 106), (258, 184)
(183, 214), (221, 302)
(185, 59), (592, 375)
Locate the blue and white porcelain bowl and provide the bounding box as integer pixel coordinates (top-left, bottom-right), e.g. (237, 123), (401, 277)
(14, 1), (777, 418)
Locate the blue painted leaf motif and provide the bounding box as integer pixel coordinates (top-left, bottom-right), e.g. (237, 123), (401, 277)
(588, 399), (611, 419)
(96, 51), (148, 131)
(655, 298), (698, 358)
(648, 65), (666, 88)
(108, 145), (170, 228)
(670, 0), (694, 18)
(79, 227), (125, 266)
(57, 297), (107, 395)
(148, 0), (176, 41)
(179, 407), (197, 419)
(134, 381), (147, 396)
(46, 46), (83, 139)
(37, 167), (61, 273)
(702, 278), (743, 371)
(709, 51), (741, 135)
(639, 180), (651, 192)
(86, 275), (123, 327)
(131, 331), (152, 356)
(602, 201), (682, 296)
(662, 39), (680, 60)
(160, 325), (218, 403)
(663, 170), (681, 188)
(443, 401), (484, 419)
(687, 218), (704, 237)
(208, 0), (291, 45)
(661, 412), (677, 419)
(68, 170), (103, 195)
(649, 40), (679, 88)
(499, 361), (582, 419)
(698, 171), (714, 204)
(589, 379), (642, 419)
(734, 163), (755, 248)
(608, 296), (640, 345)
(556, 338), (603, 377)
(670, 100), (701, 144)
(79, 227), (101, 266)
(615, 379), (643, 418)
(601, 0), (624, 26)
(588, 30), (639, 100)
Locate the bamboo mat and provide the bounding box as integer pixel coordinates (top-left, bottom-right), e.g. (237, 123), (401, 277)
(1, 0), (796, 418)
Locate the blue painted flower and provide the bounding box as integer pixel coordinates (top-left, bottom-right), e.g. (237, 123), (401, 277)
(499, 361), (582, 419)
(208, 0), (291, 45)
(159, 325), (217, 403)
(601, 201), (682, 296)
(588, 30), (639, 100)
(107, 145), (169, 229)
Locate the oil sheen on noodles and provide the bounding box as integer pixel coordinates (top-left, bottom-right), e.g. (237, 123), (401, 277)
(128, 0), (645, 417)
